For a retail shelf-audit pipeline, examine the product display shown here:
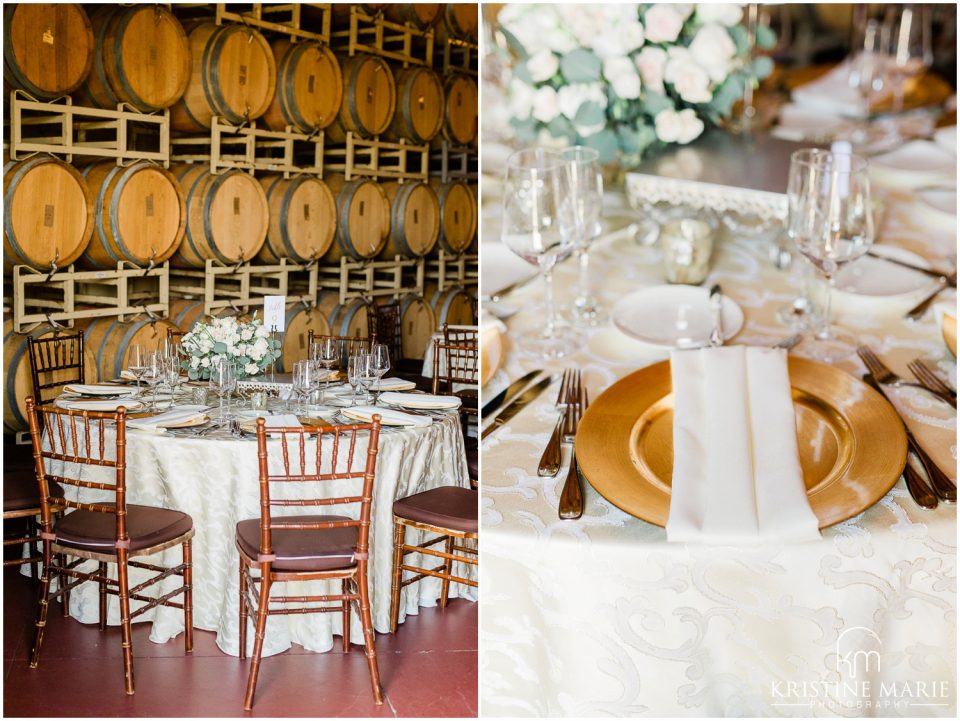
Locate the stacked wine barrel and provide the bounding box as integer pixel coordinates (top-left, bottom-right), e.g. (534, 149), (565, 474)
(3, 4), (479, 433)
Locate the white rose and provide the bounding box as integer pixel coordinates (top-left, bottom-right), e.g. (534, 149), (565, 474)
(526, 49), (559, 83)
(696, 3), (743, 26)
(603, 56), (641, 100)
(557, 83), (607, 120)
(664, 47), (713, 104)
(508, 78), (535, 119)
(644, 5), (684, 43)
(190, 356), (200, 368)
(245, 363), (259, 376)
(535, 129), (569, 149)
(255, 325), (269, 339)
(200, 356), (210, 368)
(531, 85), (561, 123)
(635, 46), (667, 94)
(617, 20), (646, 55)
(241, 328), (253, 341)
(654, 108), (704, 145)
(689, 24), (737, 82)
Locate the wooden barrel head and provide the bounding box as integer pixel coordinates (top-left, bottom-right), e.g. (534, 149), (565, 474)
(433, 180), (477, 254)
(385, 4), (442, 28)
(264, 40), (342, 132)
(336, 54), (396, 138)
(4, 158), (93, 271)
(278, 305), (332, 372)
(393, 67), (444, 144)
(328, 177), (390, 261)
(258, 175), (336, 263)
(443, 4), (478, 39)
(442, 74), (478, 146)
(398, 293), (436, 360)
(4, 3), (94, 99)
(168, 299), (208, 333)
(428, 286), (475, 328)
(82, 317), (177, 381)
(383, 181), (439, 258)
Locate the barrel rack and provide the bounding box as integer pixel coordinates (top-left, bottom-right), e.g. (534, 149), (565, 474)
(331, 6), (434, 67)
(440, 36), (479, 77)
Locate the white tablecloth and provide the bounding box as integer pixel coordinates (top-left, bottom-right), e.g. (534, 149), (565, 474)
(39, 413), (475, 657)
(481, 180), (956, 715)
(421, 325), (480, 379)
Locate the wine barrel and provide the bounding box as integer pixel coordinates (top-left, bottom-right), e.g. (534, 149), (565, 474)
(80, 161), (185, 270)
(81, 317), (177, 382)
(3, 158), (94, 271)
(79, 5), (190, 111)
(317, 291), (372, 339)
(276, 304), (332, 373)
(441, 73), (478, 146)
(426, 285), (475, 328)
(441, 4), (479, 40)
(384, 4), (442, 29)
(257, 174), (336, 264)
(325, 54), (396, 142)
(262, 39), (342, 133)
(431, 180), (477, 255)
(3, 3), (94, 99)
(397, 293), (436, 360)
(331, 4), (386, 21)
(170, 23), (276, 133)
(390, 66), (444, 144)
(324, 175), (390, 262)
(381, 181), (440, 258)
(172, 165), (269, 268)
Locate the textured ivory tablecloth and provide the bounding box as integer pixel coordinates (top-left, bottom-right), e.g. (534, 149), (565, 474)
(42, 413), (475, 657)
(480, 183), (957, 716)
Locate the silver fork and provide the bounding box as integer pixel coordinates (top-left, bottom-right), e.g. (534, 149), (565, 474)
(907, 360), (957, 408)
(857, 346), (955, 406)
(905, 274), (955, 320)
(558, 375), (585, 520)
(537, 370), (573, 477)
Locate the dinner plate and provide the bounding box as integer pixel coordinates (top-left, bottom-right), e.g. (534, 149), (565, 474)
(612, 285), (744, 348)
(55, 398), (145, 412)
(481, 325), (504, 387)
(63, 384), (137, 397)
(933, 126), (957, 155)
(916, 187), (957, 217)
(380, 395), (461, 410)
(576, 357), (907, 529)
(835, 247), (936, 297)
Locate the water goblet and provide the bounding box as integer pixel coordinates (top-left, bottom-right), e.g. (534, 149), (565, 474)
(370, 344), (390, 405)
(559, 146), (604, 326)
(127, 344), (148, 397)
(209, 357), (237, 424)
(142, 351), (163, 413)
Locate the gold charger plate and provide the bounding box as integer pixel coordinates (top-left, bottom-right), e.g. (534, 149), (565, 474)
(576, 357), (907, 529)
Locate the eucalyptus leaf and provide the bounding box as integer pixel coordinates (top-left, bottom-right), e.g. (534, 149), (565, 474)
(574, 101), (605, 127)
(560, 48), (602, 83)
(510, 116), (539, 142)
(752, 56), (774, 80)
(499, 26), (529, 61)
(727, 25), (750, 55)
(583, 128), (619, 164)
(709, 74), (745, 116)
(641, 91), (674, 117)
(755, 24), (777, 51)
(213, 342), (227, 354)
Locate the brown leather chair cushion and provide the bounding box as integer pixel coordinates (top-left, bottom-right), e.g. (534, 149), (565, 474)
(393, 486), (478, 533)
(464, 436), (478, 481)
(235, 515), (359, 572)
(54, 504), (193, 552)
(4, 467), (63, 513)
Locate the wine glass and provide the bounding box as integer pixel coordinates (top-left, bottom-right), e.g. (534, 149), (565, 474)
(559, 146), (605, 326)
(292, 360), (314, 414)
(347, 353), (368, 407)
(370, 344), (390, 405)
(162, 353), (181, 408)
(209, 357), (237, 423)
(358, 353), (378, 405)
(141, 351), (164, 413)
(847, 18), (890, 148)
(127, 344), (147, 397)
(312, 336), (338, 400)
(502, 148), (576, 359)
(884, 4), (933, 113)
(788, 148), (875, 362)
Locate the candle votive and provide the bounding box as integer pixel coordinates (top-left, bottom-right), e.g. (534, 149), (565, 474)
(661, 211), (716, 285)
(251, 391), (269, 411)
(191, 386), (209, 406)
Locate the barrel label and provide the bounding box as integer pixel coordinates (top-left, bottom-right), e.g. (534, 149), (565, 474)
(42, 29), (54, 45)
(145, 195), (155, 217)
(308, 75), (315, 93)
(43, 205), (54, 227)
(303, 203), (310, 220)
(234, 197), (240, 215)
(149, 46), (158, 64)
(239, 65), (247, 86)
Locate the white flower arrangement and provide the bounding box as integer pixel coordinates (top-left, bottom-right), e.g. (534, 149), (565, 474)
(498, 3), (776, 167)
(180, 315), (281, 380)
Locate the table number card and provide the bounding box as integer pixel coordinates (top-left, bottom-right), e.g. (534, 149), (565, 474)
(263, 295), (286, 332)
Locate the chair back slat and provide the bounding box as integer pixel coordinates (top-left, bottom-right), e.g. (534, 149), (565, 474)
(253, 419), (382, 561)
(432, 339), (479, 393)
(27, 333), (85, 406)
(442, 323), (478, 347)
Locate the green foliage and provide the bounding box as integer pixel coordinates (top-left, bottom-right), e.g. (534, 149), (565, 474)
(574, 101), (606, 127)
(727, 25), (750, 55)
(641, 91), (675, 117)
(755, 24), (777, 51)
(582, 128), (619, 164)
(752, 56), (774, 80)
(709, 73), (745, 116)
(213, 342), (227, 354)
(560, 49), (602, 83)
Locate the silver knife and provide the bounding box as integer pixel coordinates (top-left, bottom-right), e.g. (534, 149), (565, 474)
(481, 376), (552, 440)
(709, 284), (724, 347)
(481, 370), (541, 419)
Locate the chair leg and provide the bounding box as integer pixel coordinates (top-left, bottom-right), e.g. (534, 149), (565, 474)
(389, 520), (405, 633)
(341, 579), (351, 652)
(238, 562), (248, 660)
(28, 539), (53, 668)
(117, 551), (136, 695)
(98, 562), (107, 630)
(244, 565), (272, 711)
(357, 564), (383, 705)
(183, 539), (193, 653)
(58, 553), (70, 617)
(440, 535), (454, 609)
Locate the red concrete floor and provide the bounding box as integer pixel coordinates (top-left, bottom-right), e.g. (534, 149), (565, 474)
(2, 567), (477, 717)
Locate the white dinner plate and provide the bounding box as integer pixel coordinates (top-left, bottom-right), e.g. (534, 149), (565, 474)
(55, 398), (145, 412)
(63, 384), (138, 397)
(611, 285), (744, 348)
(836, 247), (939, 297)
(379, 392), (462, 410)
(933, 126), (957, 155)
(916, 187), (957, 218)
(870, 140), (956, 188)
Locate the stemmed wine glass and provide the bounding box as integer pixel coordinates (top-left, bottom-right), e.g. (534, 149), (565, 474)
(358, 354), (378, 405)
(209, 357), (237, 423)
(788, 148), (875, 362)
(127, 344), (148, 397)
(885, 4), (932, 113)
(141, 351), (164, 413)
(847, 18), (889, 148)
(292, 360), (315, 414)
(370, 344), (390, 405)
(347, 354), (366, 407)
(162, 353), (182, 409)
(559, 146), (605, 326)
(311, 337), (338, 400)
(502, 148), (576, 359)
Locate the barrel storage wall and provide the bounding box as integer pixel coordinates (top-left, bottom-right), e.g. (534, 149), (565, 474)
(3, 3), (478, 434)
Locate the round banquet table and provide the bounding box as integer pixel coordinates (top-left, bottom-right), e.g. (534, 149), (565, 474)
(480, 142), (957, 716)
(37, 407), (475, 657)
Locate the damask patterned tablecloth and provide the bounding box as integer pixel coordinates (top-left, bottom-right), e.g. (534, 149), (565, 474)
(480, 185), (957, 716)
(41, 413), (475, 657)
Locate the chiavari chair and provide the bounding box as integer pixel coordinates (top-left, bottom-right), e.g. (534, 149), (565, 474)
(442, 323), (479, 348)
(367, 302), (402, 363)
(166, 327), (185, 348)
(306, 330), (372, 370)
(237, 416), (384, 710)
(3, 438), (63, 579)
(25, 398), (195, 695)
(26, 332), (85, 408)
(431, 339), (479, 486)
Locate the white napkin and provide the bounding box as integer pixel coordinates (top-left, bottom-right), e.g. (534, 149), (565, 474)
(55, 397), (144, 412)
(791, 61), (881, 117)
(127, 406), (209, 431)
(341, 405), (431, 428)
(370, 377), (417, 391)
(62, 384), (137, 397)
(667, 346), (821, 544)
(263, 414), (303, 429)
(380, 391), (462, 409)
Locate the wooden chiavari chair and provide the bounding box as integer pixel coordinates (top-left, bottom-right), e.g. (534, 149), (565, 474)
(442, 323), (478, 348)
(431, 339), (479, 486)
(3, 439), (63, 579)
(367, 303), (402, 363)
(306, 330), (372, 370)
(167, 327), (185, 348)
(237, 416), (384, 709)
(25, 398), (195, 695)
(26, 332), (85, 408)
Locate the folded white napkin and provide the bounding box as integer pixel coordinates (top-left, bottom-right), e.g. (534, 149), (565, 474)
(370, 377), (417, 391)
(380, 391), (461, 409)
(127, 406), (209, 431)
(341, 405), (431, 428)
(667, 346), (821, 544)
(55, 397), (144, 412)
(263, 414), (303, 429)
(63, 384), (137, 397)
(791, 60), (882, 117)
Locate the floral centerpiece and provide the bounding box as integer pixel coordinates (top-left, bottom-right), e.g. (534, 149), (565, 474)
(497, 3), (776, 167)
(180, 315), (281, 380)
